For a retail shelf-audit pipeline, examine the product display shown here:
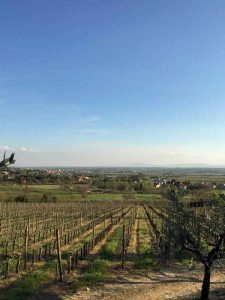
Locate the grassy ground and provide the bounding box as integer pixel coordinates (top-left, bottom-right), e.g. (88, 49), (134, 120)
(0, 260), (56, 300)
(0, 204), (208, 300)
(72, 207), (161, 292)
(0, 213), (116, 299)
(0, 184), (162, 202)
(75, 258), (111, 288)
(134, 208), (158, 269)
(73, 212), (133, 291)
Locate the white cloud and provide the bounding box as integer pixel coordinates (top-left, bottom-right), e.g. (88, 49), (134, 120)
(20, 147), (40, 153)
(0, 145), (15, 151)
(14, 144), (205, 167)
(6, 143), (225, 167)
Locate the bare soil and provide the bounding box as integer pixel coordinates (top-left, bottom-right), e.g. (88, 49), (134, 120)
(63, 265), (225, 300)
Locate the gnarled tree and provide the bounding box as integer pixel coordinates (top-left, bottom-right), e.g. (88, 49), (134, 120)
(163, 189), (225, 300)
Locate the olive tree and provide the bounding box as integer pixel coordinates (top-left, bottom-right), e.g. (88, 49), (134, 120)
(163, 190), (225, 300)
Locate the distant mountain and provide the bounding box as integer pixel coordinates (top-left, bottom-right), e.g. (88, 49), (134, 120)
(130, 162), (225, 168)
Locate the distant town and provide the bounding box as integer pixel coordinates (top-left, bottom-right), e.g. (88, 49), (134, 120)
(1, 167), (225, 194)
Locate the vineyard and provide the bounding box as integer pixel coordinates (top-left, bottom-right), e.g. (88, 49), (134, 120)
(0, 200), (225, 300)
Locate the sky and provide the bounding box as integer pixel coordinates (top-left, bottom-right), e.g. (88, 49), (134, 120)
(1, 0), (225, 166)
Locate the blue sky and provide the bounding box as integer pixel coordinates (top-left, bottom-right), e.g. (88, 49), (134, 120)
(1, 0), (225, 166)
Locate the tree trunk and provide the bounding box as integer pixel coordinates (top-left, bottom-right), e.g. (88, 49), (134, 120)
(199, 264), (211, 300)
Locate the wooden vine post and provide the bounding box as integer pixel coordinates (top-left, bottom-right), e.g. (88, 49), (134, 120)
(16, 255), (21, 273)
(104, 213), (106, 230)
(5, 258), (9, 279)
(80, 212), (82, 227)
(92, 214), (95, 241)
(24, 225), (28, 270)
(56, 229), (63, 281)
(121, 224), (126, 269)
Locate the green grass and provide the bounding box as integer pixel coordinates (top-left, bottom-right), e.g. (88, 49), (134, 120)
(0, 260), (56, 300)
(0, 216), (113, 299)
(134, 255), (158, 269)
(0, 183), (162, 203)
(72, 223), (124, 291)
(134, 211), (158, 269)
(87, 193), (124, 201)
(101, 226), (122, 259)
(73, 258), (110, 290)
(72, 216), (132, 290)
(27, 185), (61, 190)
(101, 213), (133, 260)
(73, 213), (133, 291)
(136, 193), (162, 201)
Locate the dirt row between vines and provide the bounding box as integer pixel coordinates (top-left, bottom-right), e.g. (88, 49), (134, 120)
(65, 266), (225, 300)
(0, 208), (129, 299)
(31, 208), (133, 300)
(64, 206), (225, 300)
(32, 206), (225, 300)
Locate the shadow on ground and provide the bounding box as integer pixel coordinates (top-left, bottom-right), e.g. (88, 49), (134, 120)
(30, 290), (63, 300)
(175, 286), (225, 300)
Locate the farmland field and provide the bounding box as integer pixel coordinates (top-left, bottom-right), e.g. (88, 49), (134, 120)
(0, 197), (225, 300)
(0, 183), (162, 203)
(1, 168), (225, 300)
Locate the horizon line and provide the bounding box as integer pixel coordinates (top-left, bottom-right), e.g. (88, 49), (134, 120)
(12, 164), (225, 169)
